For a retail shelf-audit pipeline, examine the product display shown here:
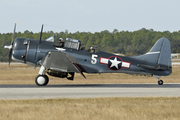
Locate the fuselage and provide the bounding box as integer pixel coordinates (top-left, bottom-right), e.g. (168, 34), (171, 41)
(12, 38), (172, 76)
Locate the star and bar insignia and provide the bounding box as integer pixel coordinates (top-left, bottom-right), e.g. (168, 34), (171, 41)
(99, 56), (131, 70)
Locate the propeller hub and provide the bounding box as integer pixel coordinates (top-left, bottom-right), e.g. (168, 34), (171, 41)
(4, 45), (12, 50)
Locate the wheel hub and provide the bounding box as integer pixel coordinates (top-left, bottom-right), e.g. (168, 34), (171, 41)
(37, 76), (46, 85)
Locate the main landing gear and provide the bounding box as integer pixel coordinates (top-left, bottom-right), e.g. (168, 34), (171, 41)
(35, 75), (49, 86)
(35, 65), (49, 86)
(158, 79), (163, 85)
(154, 75), (163, 85)
(35, 65), (75, 86)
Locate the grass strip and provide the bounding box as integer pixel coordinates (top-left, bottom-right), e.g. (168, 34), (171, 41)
(0, 97), (179, 120)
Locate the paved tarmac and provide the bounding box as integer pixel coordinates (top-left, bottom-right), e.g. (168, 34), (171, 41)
(0, 84), (179, 99)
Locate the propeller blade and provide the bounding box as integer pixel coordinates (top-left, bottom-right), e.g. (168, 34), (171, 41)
(9, 22), (17, 65)
(9, 49), (12, 65)
(39, 24), (44, 43)
(11, 22), (17, 45)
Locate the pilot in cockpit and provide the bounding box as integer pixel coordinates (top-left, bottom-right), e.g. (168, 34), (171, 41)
(53, 38), (64, 47)
(80, 44), (86, 51)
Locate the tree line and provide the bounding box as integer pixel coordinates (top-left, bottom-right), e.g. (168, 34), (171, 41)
(0, 28), (180, 62)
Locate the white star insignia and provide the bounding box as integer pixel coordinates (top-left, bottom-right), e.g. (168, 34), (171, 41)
(109, 57), (122, 69)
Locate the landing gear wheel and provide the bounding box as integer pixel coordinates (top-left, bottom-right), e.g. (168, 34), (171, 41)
(158, 80), (163, 85)
(35, 75), (49, 86)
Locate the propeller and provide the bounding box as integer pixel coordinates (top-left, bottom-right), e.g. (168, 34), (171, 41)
(39, 24), (44, 43)
(35, 24), (44, 63)
(4, 22), (17, 65)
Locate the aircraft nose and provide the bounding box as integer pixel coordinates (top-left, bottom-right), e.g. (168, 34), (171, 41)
(11, 38), (27, 63)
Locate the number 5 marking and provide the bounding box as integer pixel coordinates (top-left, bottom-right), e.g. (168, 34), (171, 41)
(91, 54), (98, 64)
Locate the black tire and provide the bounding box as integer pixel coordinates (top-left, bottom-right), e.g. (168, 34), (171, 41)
(44, 75), (49, 85)
(35, 75), (49, 86)
(158, 80), (163, 85)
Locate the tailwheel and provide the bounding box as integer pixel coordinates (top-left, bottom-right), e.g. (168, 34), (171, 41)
(158, 80), (163, 85)
(35, 75), (49, 86)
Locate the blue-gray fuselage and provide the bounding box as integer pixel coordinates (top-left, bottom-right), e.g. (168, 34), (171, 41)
(12, 38), (172, 77)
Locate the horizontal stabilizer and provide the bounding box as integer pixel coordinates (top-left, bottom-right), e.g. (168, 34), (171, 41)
(137, 64), (156, 70)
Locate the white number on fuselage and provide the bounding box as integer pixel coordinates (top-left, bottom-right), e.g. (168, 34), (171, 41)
(91, 54), (98, 64)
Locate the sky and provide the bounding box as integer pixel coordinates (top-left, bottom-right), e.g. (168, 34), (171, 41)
(0, 0), (180, 33)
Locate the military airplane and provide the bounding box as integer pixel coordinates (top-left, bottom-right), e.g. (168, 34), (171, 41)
(4, 23), (172, 86)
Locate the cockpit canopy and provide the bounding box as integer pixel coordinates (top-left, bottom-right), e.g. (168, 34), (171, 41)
(64, 38), (81, 50)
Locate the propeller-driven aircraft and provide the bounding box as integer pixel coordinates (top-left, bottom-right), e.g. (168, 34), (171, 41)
(4, 23), (172, 86)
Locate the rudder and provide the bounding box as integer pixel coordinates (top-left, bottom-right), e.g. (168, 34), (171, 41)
(157, 37), (171, 69)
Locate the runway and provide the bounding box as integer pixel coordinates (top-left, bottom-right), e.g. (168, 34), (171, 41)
(0, 84), (179, 99)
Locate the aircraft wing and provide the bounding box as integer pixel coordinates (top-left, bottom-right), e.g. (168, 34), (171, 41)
(41, 51), (86, 78)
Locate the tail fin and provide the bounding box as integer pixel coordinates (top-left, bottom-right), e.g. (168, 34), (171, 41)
(133, 37), (172, 69)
